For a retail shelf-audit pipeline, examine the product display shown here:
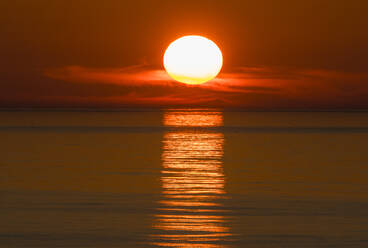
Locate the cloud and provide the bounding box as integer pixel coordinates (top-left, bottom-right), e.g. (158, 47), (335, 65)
(44, 64), (283, 93)
(35, 64), (368, 108)
(44, 65), (173, 85)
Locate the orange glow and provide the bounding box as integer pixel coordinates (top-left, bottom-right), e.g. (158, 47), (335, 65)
(164, 110), (223, 127)
(164, 36), (223, 85)
(152, 110), (231, 247)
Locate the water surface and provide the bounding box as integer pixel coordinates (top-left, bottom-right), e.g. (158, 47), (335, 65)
(1, 109), (368, 247)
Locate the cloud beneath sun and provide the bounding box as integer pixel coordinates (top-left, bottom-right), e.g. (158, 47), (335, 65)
(44, 64), (284, 93)
(42, 65), (368, 109)
(44, 65), (172, 85)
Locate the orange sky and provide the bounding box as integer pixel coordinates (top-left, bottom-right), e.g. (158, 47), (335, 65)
(1, 0), (368, 109)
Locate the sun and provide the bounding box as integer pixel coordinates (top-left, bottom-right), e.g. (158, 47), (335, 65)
(163, 35), (223, 85)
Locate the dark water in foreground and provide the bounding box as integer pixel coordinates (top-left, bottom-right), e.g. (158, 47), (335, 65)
(1, 109), (368, 247)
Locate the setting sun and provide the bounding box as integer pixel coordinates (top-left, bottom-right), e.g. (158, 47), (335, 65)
(163, 35), (223, 85)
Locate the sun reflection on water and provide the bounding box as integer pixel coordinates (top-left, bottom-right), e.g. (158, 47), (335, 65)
(151, 110), (231, 247)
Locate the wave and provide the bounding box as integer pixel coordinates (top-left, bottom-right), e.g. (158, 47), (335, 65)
(1, 126), (368, 133)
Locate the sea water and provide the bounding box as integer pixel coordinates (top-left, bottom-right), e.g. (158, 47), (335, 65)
(1, 109), (368, 247)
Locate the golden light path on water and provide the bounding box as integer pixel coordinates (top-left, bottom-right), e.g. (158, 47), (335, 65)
(151, 110), (232, 247)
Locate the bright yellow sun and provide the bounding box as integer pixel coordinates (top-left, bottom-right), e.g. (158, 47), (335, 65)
(164, 35), (223, 85)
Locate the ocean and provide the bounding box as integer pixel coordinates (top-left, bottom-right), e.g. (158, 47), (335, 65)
(1, 109), (368, 247)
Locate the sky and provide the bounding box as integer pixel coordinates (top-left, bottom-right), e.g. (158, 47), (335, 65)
(1, 0), (368, 109)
